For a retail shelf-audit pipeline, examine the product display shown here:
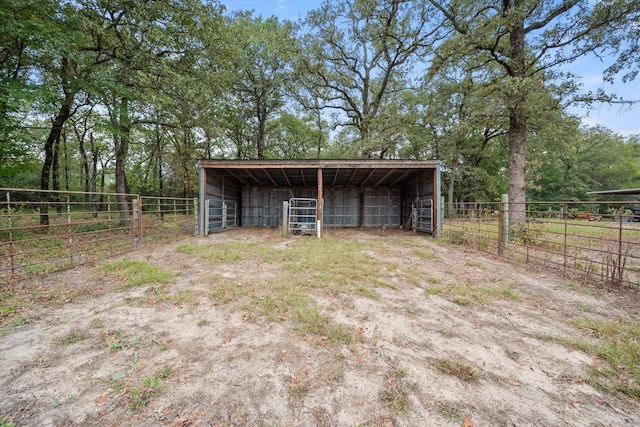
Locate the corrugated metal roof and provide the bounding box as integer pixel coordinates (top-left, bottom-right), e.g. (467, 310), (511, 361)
(197, 159), (440, 188)
(587, 188), (640, 195)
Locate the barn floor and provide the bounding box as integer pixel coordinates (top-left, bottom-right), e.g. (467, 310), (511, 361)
(1, 228), (639, 426)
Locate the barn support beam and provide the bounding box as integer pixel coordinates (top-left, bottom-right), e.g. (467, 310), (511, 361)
(435, 164), (442, 237)
(198, 165), (206, 235)
(317, 168), (323, 238)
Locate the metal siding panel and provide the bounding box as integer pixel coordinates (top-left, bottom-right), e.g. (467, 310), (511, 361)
(363, 189), (400, 227)
(241, 188), (281, 227)
(324, 189), (360, 226)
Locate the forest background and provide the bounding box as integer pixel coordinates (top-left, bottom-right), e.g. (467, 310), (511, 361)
(2, 0), (640, 217)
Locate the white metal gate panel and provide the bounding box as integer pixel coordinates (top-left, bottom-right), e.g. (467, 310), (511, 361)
(206, 200), (237, 235)
(413, 199), (433, 233)
(224, 201), (237, 229)
(288, 198), (317, 235)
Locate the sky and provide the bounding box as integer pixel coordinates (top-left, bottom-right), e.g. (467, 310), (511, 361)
(219, 0), (639, 137)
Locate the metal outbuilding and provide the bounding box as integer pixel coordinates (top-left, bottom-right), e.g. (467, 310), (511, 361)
(197, 159), (441, 237)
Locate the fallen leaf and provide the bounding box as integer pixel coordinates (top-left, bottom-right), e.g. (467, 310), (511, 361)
(463, 418), (474, 427)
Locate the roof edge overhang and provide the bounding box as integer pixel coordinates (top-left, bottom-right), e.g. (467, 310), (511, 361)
(197, 159), (441, 169)
(197, 159), (441, 189)
(587, 188), (640, 196)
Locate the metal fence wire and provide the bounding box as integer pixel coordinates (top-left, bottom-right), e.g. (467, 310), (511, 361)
(1, 188), (197, 284)
(443, 200), (640, 288)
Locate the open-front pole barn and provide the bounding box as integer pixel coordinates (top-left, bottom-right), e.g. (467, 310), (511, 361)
(197, 159), (441, 237)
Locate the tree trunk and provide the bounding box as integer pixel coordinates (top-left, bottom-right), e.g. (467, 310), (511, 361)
(39, 59), (75, 225)
(158, 144), (164, 198)
(314, 101), (323, 159)
(62, 131), (70, 191)
(79, 126), (90, 195)
(507, 4), (527, 226)
(111, 93), (131, 227)
(508, 107), (527, 225)
(447, 172), (455, 219)
(90, 132), (98, 217)
(256, 107), (266, 160)
(52, 133), (62, 213)
(99, 158), (106, 205)
(114, 96), (131, 226)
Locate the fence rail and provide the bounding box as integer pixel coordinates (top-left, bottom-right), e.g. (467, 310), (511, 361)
(444, 200), (640, 288)
(1, 188), (196, 284)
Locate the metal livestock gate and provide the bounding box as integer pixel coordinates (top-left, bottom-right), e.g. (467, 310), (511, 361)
(205, 199), (238, 234)
(288, 198), (318, 235)
(413, 199), (434, 233)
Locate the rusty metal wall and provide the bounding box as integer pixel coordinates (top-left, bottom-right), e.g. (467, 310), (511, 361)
(241, 188), (284, 227)
(323, 189), (360, 227)
(363, 189), (401, 227)
(238, 187), (406, 228)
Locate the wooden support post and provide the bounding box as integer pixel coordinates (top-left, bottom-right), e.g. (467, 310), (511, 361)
(282, 201), (289, 236)
(359, 188), (365, 228)
(317, 168), (323, 238)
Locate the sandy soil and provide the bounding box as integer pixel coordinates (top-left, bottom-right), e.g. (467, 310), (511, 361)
(1, 228), (639, 426)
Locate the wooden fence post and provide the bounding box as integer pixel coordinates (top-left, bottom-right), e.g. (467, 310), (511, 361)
(193, 198), (198, 235)
(618, 203), (624, 283)
(500, 194), (509, 255)
(67, 193), (74, 266)
(132, 196), (142, 249)
(138, 196), (143, 247)
(563, 202), (568, 273)
(107, 195), (112, 229)
(7, 192), (15, 274)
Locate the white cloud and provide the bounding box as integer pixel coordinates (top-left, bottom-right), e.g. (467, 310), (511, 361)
(581, 73), (604, 86)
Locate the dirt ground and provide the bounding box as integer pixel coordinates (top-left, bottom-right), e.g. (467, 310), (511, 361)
(1, 228), (639, 426)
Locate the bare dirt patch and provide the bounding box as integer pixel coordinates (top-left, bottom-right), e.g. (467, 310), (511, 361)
(1, 228), (639, 426)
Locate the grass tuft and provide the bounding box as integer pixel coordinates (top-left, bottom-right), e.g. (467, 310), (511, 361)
(434, 358), (480, 382)
(127, 366), (172, 410)
(380, 366), (415, 414)
(437, 400), (464, 422)
(99, 260), (173, 287)
(571, 316), (640, 399)
(293, 305), (354, 345)
(56, 330), (88, 346)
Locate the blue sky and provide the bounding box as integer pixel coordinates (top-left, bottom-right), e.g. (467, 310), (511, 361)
(219, 0), (639, 137)
(220, 0), (319, 21)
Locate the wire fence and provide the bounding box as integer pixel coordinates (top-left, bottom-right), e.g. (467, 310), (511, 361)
(443, 200), (640, 288)
(1, 188), (197, 284)
(4, 187), (639, 289)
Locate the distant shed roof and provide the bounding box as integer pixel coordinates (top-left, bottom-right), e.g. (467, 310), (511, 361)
(586, 188), (640, 196)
